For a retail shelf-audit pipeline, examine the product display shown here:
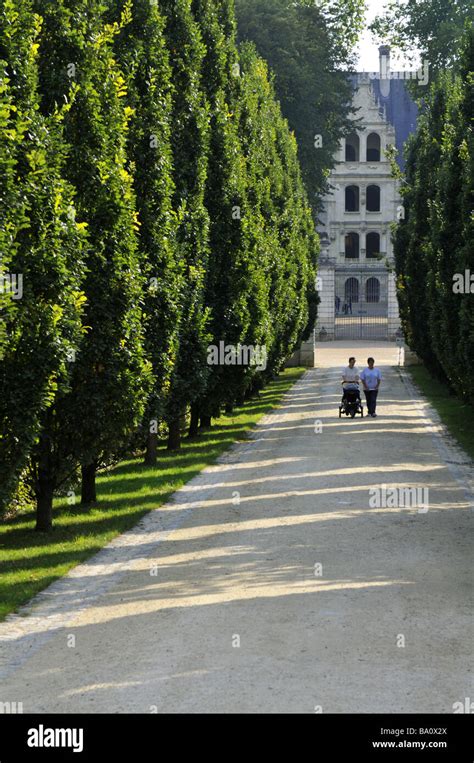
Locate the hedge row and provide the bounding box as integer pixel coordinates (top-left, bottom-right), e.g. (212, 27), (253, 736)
(394, 28), (473, 401)
(0, 0), (318, 529)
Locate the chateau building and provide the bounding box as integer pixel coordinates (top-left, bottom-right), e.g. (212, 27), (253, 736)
(315, 46), (418, 342)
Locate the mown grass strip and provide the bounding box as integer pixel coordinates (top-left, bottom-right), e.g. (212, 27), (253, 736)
(0, 367), (306, 621)
(405, 365), (474, 461)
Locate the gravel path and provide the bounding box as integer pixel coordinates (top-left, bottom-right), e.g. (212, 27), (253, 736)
(0, 343), (472, 713)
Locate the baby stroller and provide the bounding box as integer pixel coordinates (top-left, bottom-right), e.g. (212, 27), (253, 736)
(339, 383), (364, 418)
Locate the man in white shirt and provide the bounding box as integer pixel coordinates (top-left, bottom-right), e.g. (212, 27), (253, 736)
(341, 357), (360, 403)
(360, 357), (382, 417)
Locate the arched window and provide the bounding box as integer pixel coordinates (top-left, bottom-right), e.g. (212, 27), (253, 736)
(345, 278), (359, 304)
(367, 185), (380, 212)
(366, 232), (380, 259)
(345, 232), (359, 259)
(367, 133), (381, 161)
(366, 277), (380, 303)
(345, 133), (359, 162)
(345, 185), (359, 212)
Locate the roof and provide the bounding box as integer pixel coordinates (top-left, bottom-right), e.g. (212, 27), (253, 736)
(350, 74), (419, 170)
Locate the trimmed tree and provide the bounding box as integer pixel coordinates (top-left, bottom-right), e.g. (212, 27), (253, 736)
(29, 0), (152, 528)
(108, 0), (180, 465)
(0, 0), (86, 517)
(160, 0), (211, 450)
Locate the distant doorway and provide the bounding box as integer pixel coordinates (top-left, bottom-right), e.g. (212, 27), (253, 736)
(335, 270), (388, 339)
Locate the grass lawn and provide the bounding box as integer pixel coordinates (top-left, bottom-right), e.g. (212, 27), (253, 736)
(405, 365), (474, 461)
(0, 367), (306, 622)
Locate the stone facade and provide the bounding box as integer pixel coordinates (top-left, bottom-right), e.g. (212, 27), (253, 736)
(288, 48), (418, 365)
(315, 47), (418, 343)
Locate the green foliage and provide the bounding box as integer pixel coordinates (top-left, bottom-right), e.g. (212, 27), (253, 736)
(394, 27), (474, 401)
(0, 0), (86, 515)
(234, 0), (364, 211)
(237, 44), (318, 378)
(159, 0), (212, 440)
(191, 0), (256, 415)
(371, 0), (474, 75)
(27, 0), (152, 527)
(455, 30), (474, 400)
(1, 0), (321, 524)
(108, 0), (181, 446)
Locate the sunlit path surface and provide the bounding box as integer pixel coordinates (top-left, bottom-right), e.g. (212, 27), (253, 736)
(0, 343), (472, 712)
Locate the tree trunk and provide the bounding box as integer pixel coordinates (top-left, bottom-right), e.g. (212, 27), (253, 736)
(144, 431), (158, 466)
(200, 414), (211, 429)
(35, 432), (54, 532)
(248, 381), (262, 399)
(36, 479), (54, 532)
(167, 418), (181, 450)
(188, 404), (200, 437)
(225, 403), (234, 414)
(81, 462), (97, 505)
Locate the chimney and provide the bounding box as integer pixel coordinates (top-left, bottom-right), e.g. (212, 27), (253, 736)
(379, 45), (390, 80)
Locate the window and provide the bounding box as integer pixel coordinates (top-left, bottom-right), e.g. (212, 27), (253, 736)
(345, 278), (359, 304)
(367, 185), (380, 212)
(367, 133), (381, 161)
(345, 185), (359, 212)
(366, 232), (380, 259)
(345, 232), (359, 259)
(366, 277), (380, 303)
(345, 133), (359, 162)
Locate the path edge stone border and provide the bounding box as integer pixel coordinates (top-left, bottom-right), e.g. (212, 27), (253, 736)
(0, 372), (310, 681)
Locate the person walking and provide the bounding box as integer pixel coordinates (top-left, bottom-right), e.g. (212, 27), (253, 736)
(360, 357), (381, 417)
(341, 356), (360, 404)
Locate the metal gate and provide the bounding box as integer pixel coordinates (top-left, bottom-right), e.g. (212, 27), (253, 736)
(334, 268), (389, 340)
